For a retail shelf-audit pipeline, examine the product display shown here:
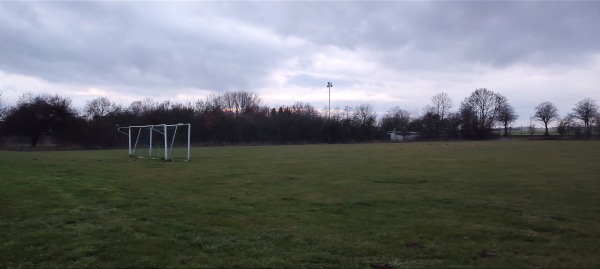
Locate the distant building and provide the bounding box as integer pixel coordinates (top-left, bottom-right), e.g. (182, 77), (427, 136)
(387, 129), (420, 141)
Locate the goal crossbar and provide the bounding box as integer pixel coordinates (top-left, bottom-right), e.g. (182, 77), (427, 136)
(118, 123), (191, 161)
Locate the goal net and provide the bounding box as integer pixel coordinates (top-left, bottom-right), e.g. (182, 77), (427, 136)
(118, 123), (191, 161)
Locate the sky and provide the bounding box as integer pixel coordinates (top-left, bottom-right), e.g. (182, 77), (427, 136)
(1, 0), (599, 127)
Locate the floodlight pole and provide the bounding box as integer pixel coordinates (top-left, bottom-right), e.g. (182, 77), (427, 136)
(327, 82), (333, 143)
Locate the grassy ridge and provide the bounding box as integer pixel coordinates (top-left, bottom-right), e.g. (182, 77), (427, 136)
(1, 141), (599, 268)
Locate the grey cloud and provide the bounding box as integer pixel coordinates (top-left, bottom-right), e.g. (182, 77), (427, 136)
(0, 1), (598, 101)
(286, 74), (358, 89)
(0, 2), (301, 95)
(224, 1), (600, 68)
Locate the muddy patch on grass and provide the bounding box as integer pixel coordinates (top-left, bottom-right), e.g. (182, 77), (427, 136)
(479, 250), (499, 259)
(404, 242), (426, 249)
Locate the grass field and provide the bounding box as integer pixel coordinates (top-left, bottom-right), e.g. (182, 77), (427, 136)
(1, 141), (600, 268)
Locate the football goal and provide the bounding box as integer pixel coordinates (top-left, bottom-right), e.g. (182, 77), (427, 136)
(118, 123), (191, 161)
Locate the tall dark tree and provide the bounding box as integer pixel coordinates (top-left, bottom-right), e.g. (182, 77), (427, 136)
(128, 101), (144, 116)
(85, 97), (115, 120)
(556, 115), (574, 138)
(3, 93), (78, 147)
(572, 98), (598, 138)
(459, 88), (507, 139)
(594, 113), (600, 135)
(207, 91), (262, 117)
(423, 92), (454, 139)
(352, 104), (377, 141)
(380, 106), (411, 136)
(498, 103), (518, 137)
(424, 92), (453, 121)
(534, 101), (559, 136)
(413, 111), (441, 140)
(225, 91), (262, 116)
(0, 90), (5, 121)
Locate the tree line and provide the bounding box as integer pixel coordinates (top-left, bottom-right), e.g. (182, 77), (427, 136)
(0, 89), (598, 149)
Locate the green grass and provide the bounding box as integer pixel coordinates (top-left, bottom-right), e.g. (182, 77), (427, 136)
(1, 141), (600, 268)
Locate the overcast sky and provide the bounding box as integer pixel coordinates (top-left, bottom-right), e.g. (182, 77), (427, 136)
(1, 1), (599, 126)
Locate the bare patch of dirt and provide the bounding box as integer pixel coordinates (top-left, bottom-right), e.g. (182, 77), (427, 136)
(479, 250), (499, 259)
(404, 242), (426, 249)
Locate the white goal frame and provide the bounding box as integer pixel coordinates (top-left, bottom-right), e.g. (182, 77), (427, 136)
(118, 123), (191, 161)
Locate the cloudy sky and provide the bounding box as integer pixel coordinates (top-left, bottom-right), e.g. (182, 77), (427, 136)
(1, 1), (599, 126)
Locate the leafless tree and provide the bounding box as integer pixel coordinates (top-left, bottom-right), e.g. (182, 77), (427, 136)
(207, 91), (262, 116)
(385, 106), (412, 122)
(497, 103), (518, 136)
(156, 100), (172, 111)
(3, 93), (76, 147)
(193, 99), (208, 116)
(593, 113), (600, 135)
(353, 104), (377, 126)
(128, 101), (143, 116)
(228, 91), (261, 115)
(572, 98), (598, 137)
(351, 103), (377, 140)
(459, 88), (507, 138)
(381, 106), (412, 138)
(290, 102), (318, 117)
(424, 92), (453, 120)
(85, 97), (115, 119)
(0, 90), (5, 120)
(141, 97), (157, 113)
(16, 92), (35, 106)
(556, 115), (574, 138)
(534, 101), (559, 136)
(342, 106), (353, 121)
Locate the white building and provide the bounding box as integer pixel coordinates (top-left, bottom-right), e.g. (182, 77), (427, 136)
(387, 129), (420, 141)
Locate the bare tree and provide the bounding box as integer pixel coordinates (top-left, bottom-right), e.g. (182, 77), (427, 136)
(594, 113), (600, 135)
(3, 93), (77, 147)
(128, 101), (143, 116)
(424, 92), (453, 120)
(141, 97), (157, 113)
(572, 98), (599, 137)
(534, 101), (559, 136)
(384, 106), (412, 123)
(205, 93), (224, 110)
(342, 106), (353, 121)
(381, 106), (412, 138)
(207, 91), (262, 116)
(556, 115), (574, 138)
(229, 91), (261, 115)
(290, 102), (318, 117)
(0, 90), (5, 120)
(352, 104), (377, 140)
(16, 92), (35, 106)
(459, 88), (507, 139)
(497, 103), (518, 137)
(85, 97), (115, 120)
(353, 104), (377, 126)
(193, 99), (208, 116)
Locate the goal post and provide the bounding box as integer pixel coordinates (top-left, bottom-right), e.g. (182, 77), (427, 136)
(118, 123), (191, 161)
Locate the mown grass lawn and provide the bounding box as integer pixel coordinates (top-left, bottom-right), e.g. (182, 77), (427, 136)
(1, 141), (599, 268)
